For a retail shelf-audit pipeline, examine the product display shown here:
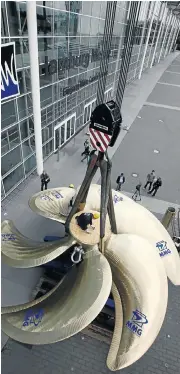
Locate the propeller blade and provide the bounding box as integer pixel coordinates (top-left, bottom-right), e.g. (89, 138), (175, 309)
(105, 233), (168, 370)
(1, 220), (76, 268)
(1, 247), (112, 345)
(29, 187), (76, 223)
(76, 184), (180, 285)
(114, 199), (180, 285)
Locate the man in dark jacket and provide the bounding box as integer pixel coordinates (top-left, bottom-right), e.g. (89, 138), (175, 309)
(116, 173), (125, 191)
(148, 177), (162, 197)
(76, 212), (100, 233)
(81, 139), (90, 163)
(40, 171), (50, 191)
(173, 236), (180, 254)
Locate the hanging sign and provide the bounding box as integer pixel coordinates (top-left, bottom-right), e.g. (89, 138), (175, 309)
(1, 42), (20, 101)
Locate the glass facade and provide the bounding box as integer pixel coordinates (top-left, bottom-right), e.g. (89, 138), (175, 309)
(1, 1), (179, 199)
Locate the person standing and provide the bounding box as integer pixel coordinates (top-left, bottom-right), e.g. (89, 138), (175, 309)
(148, 177), (162, 197)
(81, 143), (90, 164)
(84, 139), (89, 148)
(143, 170), (155, 191)
(173, 236), (180, 254)
(132, 182), (142, 201)
(40, 170), (50, 191)
(68, 184), (75, 208)
(81, 139), (89, 157)
(116, 173), (125, 191)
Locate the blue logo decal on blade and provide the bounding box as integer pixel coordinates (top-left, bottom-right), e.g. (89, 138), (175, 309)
(51, 191), (63, 199)
(40, 195), (51, 201)
(23, 309), (44, 327)
(126, 310), (148, 337)
(1, 42), (20, 101)
(156, 240), (171, 257)
(113, 194), (123, 203)
(1, 233), (16, 241)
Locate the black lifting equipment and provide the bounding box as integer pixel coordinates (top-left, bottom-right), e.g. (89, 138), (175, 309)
(65, 100), (122, 254)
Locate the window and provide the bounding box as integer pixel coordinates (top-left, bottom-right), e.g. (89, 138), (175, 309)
(22, 137), (35, 159)
(20, 118), (34, 140)
(1, 131), (9, 156)
(54, 113), (76, 151)
(84, 99), (96, 125)
(18, 96), (28, 120)
(82, 2), (92, 15)
(8, 124), (20, 147)
(18, 2), (28, 35)
(40, 86), (53, 108)
(1, 125), (20, 156)
(91, 2), (101, 18)
(1, 100), (17, 129)
(43, 140), (53, 159)
(104, 87), (113, 102)
(47, 106), (53, 123)
(69, 12), (81, 37)
(54, 10), (69, 36)
(36, 6), (53, 36)
(1, 2), (9, 37)
(71, 116), (76, 137)
(42, 124), (53, 144)
(6, 1), (19, 36)
(2, 146), (22, 176)
(1, 181), (5, 199)
(24, 155), (36, 175)
(3, 164), (24, 194)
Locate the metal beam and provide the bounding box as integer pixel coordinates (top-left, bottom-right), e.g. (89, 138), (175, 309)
(164, 14), (175, 57)
(134, 2), (151, 77)
(150, 3), (166, 68)
(147, 2), (163, 68)
(138, 1), (157, 79)
(170, 19), (180, 51)
(169, 18), (178, 52)
(96, 2), (117, 105)
(158, 10), (172, 63)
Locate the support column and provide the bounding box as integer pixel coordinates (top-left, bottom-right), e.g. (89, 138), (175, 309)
(27, 1), (43, 175)
(157, 7), (168, 63)
(150, 3), (166, 68)
(115, 1), (140, 108)
(147, 2), (163, 68)
(158, 10), (172, 63)
(112, 2), (131, 98)
(170, 19), (179, 52)
(168, 16), (177, 55)
(164, 14), (174, 58)
(138, 1), (157, 79)
(169, 19), (178, 53)
(134, 2), (151, 77)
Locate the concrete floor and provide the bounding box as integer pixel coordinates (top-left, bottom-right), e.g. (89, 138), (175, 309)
(1, 52), (180, 374)
(111, 102), (180, 204)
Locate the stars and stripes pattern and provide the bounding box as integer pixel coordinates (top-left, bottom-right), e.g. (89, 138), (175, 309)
(89, 128), (112, 153)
